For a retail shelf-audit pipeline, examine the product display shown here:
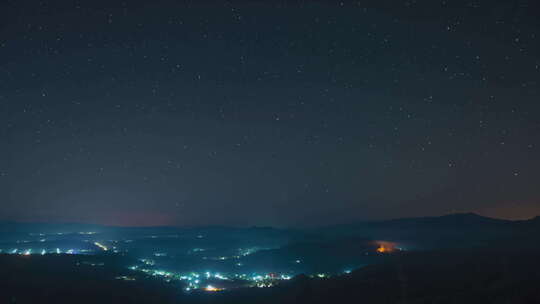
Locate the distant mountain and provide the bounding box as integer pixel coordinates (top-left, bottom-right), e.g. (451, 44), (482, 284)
(340, 212), (514, 229)
(523, 215), (540, 225)
(0, 221), (292, 235)
(0, 221), (106, 234)
(2, 213), (538, 250)
(383, 212), (510, 225)
(315, 213), (540, 249)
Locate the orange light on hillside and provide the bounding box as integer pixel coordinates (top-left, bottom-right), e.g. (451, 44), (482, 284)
(375, 241), (397, 253)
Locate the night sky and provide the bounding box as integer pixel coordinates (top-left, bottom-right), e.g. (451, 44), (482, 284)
(2, 0), (540, 227)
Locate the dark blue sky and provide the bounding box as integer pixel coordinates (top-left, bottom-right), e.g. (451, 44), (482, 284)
(1, 0), (540, 227)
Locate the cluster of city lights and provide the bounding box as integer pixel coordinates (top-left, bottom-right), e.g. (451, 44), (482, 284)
(1, 248), (95, 255)
(128, 262), (294, 292)
(1, 232), (402, 295)
(198, 247), (266, 261)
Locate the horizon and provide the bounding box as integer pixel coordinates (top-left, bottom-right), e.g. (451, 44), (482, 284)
(2, 211), (538, 230)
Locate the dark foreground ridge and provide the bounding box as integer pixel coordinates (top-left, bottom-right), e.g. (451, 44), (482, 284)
(2, 247), (540, 304)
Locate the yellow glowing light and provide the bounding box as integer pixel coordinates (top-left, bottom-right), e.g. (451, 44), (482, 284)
(94, 242), (108, 251)
(204, 285), (223, 292)
(375, 241), (397, 253)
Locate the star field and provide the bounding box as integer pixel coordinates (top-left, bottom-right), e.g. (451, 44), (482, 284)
(1, 0), (540, 226)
